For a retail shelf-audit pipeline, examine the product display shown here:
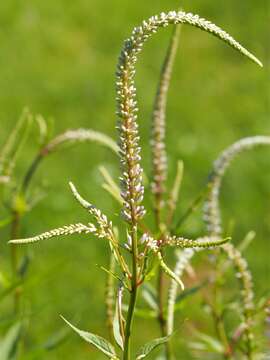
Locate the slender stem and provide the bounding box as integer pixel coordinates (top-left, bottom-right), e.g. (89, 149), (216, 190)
(157, 259), (174, 359)
(173, 187), (208, 234)
(10, 210), (21, 313)
(157, 258), (174, 360)
(21, 152), (44, 194)
(123, 225), (139, 360)
(9, 152), (45, 313)
(213, 310), (233, 359)
(105, 253), (116, 342)
(211, 269), (233, 359)
(157, 262), (166, 336)
(154, 195), (162, 232)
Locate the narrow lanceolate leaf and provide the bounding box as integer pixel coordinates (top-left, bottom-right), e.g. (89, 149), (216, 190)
(99, 166), (122, 204)
(165, 235), (230, 249)
(0, 109), (33, 178)
(113, 286), (125, 350)
(151, 25), (181, 205)
(35, 114), (48, 146)
(136, 335), (171, 359)
(43, 128), (119, 155)
(0, 322), (22, 360)
(0, 108), (28, 174)
(157, 251), (185, 290)
(193, 332), (224, 354)
(141, 285), (159, 311)
(61, 316), (118, 359)
(9, 223), (97, 244)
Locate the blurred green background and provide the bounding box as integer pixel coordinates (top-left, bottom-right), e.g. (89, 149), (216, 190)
(0, 0), (269, 358)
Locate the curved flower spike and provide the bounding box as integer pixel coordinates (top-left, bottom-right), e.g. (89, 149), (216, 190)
(44, 128), (119, 155)
(117, 10), (262, 226)
(9, 223), (97, 244)
(202, 136), (270, 355)
(165, 235), (230, 248)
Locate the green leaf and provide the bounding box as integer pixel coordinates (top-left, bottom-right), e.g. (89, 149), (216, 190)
(0, 281), (22, 302)
(237, 230), (255, 252)
(0, 322), (22, 360)
(141, 284), (158, 311)
(136, 336), (170, 359)
(61, 316), (118, 359)
(174, 282), (207, 311)
(194, 332), (224, 354)
(0, 216), (12, 229)
(113, 296), (124, 350)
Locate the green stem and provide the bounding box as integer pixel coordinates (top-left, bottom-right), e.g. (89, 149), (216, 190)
(157, 265), (166, 336)
(157, 263), (173, 360)
(123, 225), (138, 360)
(173, 187), (208, 234)
(211, 265), (233, 359)
(21, 152), (44, 194)
(10, 211), (21, 313)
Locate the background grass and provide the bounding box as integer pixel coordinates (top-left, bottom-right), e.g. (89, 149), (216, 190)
(0, 0), (269, 358)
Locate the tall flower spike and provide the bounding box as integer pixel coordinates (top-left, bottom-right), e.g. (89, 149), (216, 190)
(203, 136), (270, 356)
(9, 223), (97, 244)
(116, 11), (262, 225)
(151, 26), (181, 216)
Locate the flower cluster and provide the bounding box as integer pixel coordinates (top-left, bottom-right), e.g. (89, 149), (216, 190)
(9, 223), (97, 244)
(44, 128), (118, 155)
(69, 182), (114, 240)
(202, 136), (270, 355)
(165, 235), (228, 248)
(204, 136), (270, 235)
(116, 11), (261, 226)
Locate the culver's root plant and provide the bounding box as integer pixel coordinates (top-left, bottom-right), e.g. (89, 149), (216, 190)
(9, 10), (266, 360)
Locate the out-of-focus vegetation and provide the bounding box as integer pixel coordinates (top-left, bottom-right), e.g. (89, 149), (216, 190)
(0, 1), (269, 359)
